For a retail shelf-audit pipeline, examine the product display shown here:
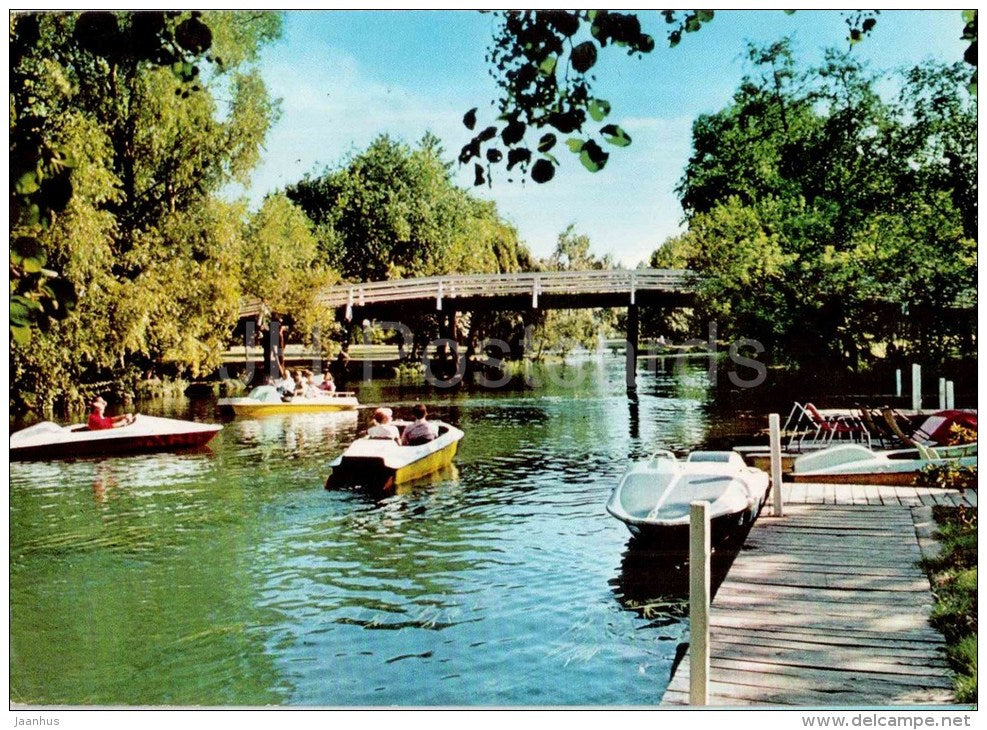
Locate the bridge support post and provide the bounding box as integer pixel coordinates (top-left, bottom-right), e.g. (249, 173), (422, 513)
(625, 304), (639, 390)
(434, 311), (461, 377)
(438, 312), (459, 352)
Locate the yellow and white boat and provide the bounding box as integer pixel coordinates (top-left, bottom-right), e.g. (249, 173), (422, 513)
(325, 420), (464, 492)
(219, 391), (359, 417)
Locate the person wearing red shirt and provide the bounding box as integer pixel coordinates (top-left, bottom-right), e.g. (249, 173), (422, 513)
(87, 396), (135, 430)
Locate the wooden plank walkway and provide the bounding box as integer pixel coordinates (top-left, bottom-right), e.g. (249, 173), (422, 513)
(661, 484), (976, 707)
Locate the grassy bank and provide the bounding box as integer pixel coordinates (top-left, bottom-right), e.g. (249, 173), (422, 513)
(924, 504), (977, 703)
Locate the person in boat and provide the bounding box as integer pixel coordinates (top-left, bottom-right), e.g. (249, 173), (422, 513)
(87, 396), (135, 430)
(291, 370), (306, 397)
(300, 370), (322, 398)
(247, 376), (282, 403)
(401, 403), (438, 446)
(367, 407), (400, 440)
(319, 372), (336, 393)
(275, 370), (295, 398)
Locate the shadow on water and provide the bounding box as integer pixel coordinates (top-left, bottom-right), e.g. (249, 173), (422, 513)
(612, 524), (752, 610)
(609, 519), (756, 679)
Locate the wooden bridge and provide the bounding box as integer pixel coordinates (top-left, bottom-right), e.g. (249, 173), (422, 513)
(312, 268), (697, 320)
(240, 269), (699, 388)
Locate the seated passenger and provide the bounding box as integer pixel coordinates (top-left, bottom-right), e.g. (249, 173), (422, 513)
(401, 403), (438, 446)
(303, 371), (324, 398)
(319, 372), (336, 393)
(275, 371), (295, 397)
(291, 370), (306, 397)
(367, 407), (400, 440)
(87, 396), (135, 430)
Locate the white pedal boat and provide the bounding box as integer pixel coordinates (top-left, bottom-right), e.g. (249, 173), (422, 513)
(606, 450), (770, 543)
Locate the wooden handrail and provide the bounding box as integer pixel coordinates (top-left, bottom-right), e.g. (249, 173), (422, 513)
(312, 268), (697, 309)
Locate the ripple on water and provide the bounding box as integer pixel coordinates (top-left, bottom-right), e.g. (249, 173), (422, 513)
(11, 359), (728, 705)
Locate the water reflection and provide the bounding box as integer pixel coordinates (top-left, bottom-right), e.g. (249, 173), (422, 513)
(10, 450), (217, 498)
(612, 538), (743, 611)
(378, 463), (461, 499)
(230, 411), (359, 454)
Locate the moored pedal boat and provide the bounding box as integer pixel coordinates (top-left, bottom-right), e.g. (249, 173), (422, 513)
(791, 442), (978, 486)
(606, 451), (770, 544)
(326, 420), (464, 492)
(10, 414), (222, 461)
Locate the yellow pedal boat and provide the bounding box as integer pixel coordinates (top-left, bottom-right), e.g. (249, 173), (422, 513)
(219, 391), (359, 417)
(325, 420), (464, 492)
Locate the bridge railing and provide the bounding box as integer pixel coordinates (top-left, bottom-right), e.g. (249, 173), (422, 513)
(314, 268), (696, 311)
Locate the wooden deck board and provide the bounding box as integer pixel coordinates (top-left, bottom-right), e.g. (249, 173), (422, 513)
(721, 560), (925, 579)
(851, 482), (869, 505)
(672, 656), (955, 691)
(660, 492), (957, 707)
(724, 568), (933, 593)
(706, 620), (947, 650)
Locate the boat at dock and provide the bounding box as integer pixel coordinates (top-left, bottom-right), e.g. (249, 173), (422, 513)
(10, 414), (222, 461)
(790, 442), (978, 486)
(733, 403), (977, 473)
(606, 451), (770, 544)
(218, 391), (359, 416)
(325, 420), (464, 492)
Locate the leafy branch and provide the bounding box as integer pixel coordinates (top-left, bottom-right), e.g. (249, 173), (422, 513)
(466, 9), (978, 187)
(461, 10), (657, 186)
(9, 11), (215, 345)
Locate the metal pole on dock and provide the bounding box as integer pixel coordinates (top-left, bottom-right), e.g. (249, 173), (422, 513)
(911, 364), (922, 412)
(895, 369), (902, 398)
(939, 378), (946, 410)
(946, 381), (955, 410)
(689, 501), (710, 706)
(769, 413), (784, 518)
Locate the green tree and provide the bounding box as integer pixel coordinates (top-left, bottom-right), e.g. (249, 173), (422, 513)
(10, 11), (283, 410)
(286, 134), (529, 283)
(285, 134), (534, 358)
(529, 225), (617, 360)
(240, 194), (340, 354)
(653, 43), (976, 369)
(464, 10), (974, 185)
(9, 11), (223, 344)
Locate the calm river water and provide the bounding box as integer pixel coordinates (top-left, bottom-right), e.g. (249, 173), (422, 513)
(10, 357), (758, 706)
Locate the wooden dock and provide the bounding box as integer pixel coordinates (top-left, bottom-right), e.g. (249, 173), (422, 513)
(661, 483), (975, 707)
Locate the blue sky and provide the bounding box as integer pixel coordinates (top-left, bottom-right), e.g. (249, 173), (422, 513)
(241, 9), (969, 268)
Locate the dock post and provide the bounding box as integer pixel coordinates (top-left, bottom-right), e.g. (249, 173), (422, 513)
(911, 364), (922, 412)
(939, 378), (946, 410)
(946, 381), (955, 410)
(895, 369), (902, 398)
(769, 413), (784, 517)
(689, 500), (710, 706)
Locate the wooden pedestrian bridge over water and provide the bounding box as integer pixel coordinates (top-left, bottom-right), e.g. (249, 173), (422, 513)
(239, 269), (699, 385)
(312, 268), (698, 320)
